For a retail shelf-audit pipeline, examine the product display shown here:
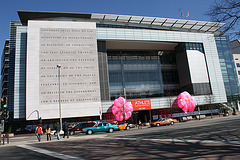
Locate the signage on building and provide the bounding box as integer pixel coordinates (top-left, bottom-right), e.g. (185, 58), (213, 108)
(131, 99), (151, 111)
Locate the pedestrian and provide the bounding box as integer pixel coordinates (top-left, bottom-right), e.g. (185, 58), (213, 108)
(63, 121), (69, 138)
(55, 122), (61, 140)
(35, 124), (43, 142)
(45, 125), (51, 141)
(138, 120), (142, 129)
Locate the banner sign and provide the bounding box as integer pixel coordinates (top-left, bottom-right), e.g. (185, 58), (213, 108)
(131, 99), (151, 111)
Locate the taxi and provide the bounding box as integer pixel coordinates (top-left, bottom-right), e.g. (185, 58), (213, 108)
(118, 122), (130, 130)
(150, 118), (178, 127)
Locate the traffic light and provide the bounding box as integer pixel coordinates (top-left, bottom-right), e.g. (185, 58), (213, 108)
(2, 110), (9, 120)
(2, 97), (7, 109)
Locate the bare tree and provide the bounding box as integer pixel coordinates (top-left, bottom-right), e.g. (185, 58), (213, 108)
(205, 0), (240, 39)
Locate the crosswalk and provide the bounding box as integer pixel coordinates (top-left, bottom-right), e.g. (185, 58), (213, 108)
(18, 144), (84, 160)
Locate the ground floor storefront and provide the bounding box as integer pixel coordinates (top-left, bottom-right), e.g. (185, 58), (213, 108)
(102, 103), (221, 125)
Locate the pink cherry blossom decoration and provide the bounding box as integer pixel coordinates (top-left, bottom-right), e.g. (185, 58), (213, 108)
(177, 91), (197, 114)
(112, 97), (133, 121)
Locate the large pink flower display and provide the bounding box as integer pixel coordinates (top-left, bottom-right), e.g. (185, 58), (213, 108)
(112, 97), (133, 121)
(177, 91), (197, 114)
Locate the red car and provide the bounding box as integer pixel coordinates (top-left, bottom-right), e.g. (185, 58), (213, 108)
(68, 122), (96, 135)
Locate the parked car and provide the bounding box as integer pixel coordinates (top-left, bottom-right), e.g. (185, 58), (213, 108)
(51, 130), (64, 135)
(118, 122), (130, 130)
(150, 118), (178, 127)
(68, 122), (96, 135)
(82, 122), (120, 135)
(127, 123), (135, 128)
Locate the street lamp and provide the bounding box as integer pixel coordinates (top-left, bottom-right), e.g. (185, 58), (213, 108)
(57, 64), (62, 131)
(123, 88), (126, 122)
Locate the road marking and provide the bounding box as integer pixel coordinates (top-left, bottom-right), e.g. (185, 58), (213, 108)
(18, 144), (85, 160)
(11, 137), (28, 140)
(104, 137), (240, 145)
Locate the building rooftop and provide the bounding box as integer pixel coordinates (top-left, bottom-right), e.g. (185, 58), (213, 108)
(17, 10), (225, 33)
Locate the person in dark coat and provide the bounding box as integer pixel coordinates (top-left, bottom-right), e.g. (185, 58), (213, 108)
(138, 120), (142, 129)
(55, 122), (61, 140)
(63, 121), (69, 138)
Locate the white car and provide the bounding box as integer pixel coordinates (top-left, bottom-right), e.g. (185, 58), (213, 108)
(50, 130), (64, 135)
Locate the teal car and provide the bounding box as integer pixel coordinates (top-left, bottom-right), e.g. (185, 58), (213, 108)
(82, 122), (120, 135)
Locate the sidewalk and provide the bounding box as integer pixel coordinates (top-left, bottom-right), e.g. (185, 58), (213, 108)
(1, 126), (148, 147)
(1, 132), (110, 147)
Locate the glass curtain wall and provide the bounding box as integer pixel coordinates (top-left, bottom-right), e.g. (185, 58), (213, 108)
(108, 50), (179, 100)
(215, 33), (240, 102)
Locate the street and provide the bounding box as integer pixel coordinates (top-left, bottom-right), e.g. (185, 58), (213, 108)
(0, 115), (240, 159)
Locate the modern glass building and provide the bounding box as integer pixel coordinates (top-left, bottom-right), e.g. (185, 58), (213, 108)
(1, 39), (10, 103)
(2, 10), (239, 131)
(215, 33), (240, 103)
(232, 39), (240, 98)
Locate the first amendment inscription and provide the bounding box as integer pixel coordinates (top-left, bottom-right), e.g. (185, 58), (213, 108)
(26, 21), (101, 120)
(39, 28), (98, 104)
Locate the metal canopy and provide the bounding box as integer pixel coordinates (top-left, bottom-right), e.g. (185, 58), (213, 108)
(91, 13), (225, 33)
(17, 11), (225, 33)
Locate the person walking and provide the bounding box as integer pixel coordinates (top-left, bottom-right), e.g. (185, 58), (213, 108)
(35, 124), (43, 142)
(45, 125), (51, 141)
(138, 120), (142, 129)
(55, 122), (61, 140)
(63, 121), (69, 138)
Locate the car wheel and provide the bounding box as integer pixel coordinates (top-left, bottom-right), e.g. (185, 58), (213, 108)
(69, 131), (74, 135)
(170, 122), (174, 125)
(156, 123), (160, 127)
(126, 126), (130, 130)
(87, 130), (93, 135)
(108, 128), (114, 133)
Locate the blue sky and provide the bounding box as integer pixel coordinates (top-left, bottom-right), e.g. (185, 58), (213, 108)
(0, 0), (215, 49)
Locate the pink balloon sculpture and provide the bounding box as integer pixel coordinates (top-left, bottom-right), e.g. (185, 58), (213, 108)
(112, 97), (133, 121)
(177, 91), (197, 114)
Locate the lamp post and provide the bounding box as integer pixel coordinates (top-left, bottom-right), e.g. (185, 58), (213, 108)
(57, 64), (62, 131)
(123, 88), (126, 122)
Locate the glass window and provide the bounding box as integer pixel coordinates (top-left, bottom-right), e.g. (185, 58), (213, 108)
(97, 123), (103, 127)
(76, 124), (82, 128)
(215, 34), (240, 98)
(108, 50), (171, 99)
(185, 42), (204, 53)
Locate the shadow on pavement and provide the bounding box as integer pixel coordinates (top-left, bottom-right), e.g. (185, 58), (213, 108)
(31, 138), (240, 160)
